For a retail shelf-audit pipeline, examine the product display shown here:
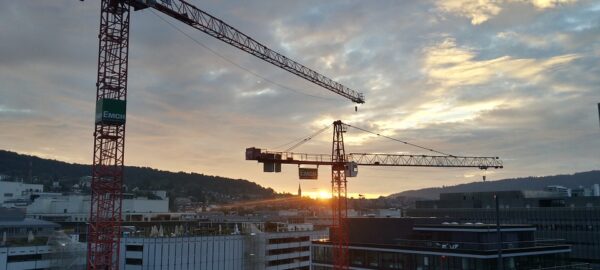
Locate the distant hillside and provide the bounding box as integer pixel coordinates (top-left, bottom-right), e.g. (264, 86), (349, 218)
(389, 171), (600, 200)
(0, 150), (276, 203)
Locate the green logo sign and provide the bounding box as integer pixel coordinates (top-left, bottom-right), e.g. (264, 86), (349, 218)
(95, 98), (126, 125)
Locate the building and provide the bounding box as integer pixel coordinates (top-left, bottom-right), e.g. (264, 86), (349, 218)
(546, 185), (572, 197)
(2, 192), (169, 223)
(120, 234), (245, 270)
(0, 208), (59, 243)
(0, 180), (44, 205)
(245, 222), (327, 270)
(312, 218), (576, 270)
(112, 220), (326, 270)
(0, 207), (85, 270)
(407, 190), (600, 267)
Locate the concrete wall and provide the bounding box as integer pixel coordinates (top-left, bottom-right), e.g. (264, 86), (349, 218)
(0, 181), (43, 203)
(26, 195), (168, 215)
(120, 235), (244, 270)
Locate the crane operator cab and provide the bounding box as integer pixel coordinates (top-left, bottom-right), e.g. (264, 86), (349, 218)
(345, 162), (358, 177)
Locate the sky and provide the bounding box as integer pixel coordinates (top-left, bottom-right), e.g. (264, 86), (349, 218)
(0, 0), (599, 198)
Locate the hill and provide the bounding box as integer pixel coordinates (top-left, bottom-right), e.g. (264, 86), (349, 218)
(0, 150), (276, 203)
(389, 171), (600, 200)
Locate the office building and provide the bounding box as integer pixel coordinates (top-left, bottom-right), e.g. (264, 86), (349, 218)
(407, 190), (600, 266)
(245, 222), (327, 270)
(312, 218), (575, 270)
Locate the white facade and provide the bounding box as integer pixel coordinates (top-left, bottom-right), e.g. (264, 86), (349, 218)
(120, 235), (244, 270)
(545, 185), (571, 197)
(0, 245), (53, 270)
(0, 241), (86, 270)
(245, 228), (327, 270)
(24, 194), (169, 222)
(0, 181), (43, 203)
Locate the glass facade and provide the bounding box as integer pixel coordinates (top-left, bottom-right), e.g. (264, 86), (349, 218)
(406, 207), (600, 263)
(312, 245), (571, 270)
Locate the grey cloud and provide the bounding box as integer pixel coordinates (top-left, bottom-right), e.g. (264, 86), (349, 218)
(0, 0), (598, 195)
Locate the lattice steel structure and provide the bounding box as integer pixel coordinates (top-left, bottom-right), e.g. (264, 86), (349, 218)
(331, 120), (349, 269)
(86, 0), (364, 269)
(246, 120), (504, 269)
(348, 153), (503, 168)
(87, 0), (130, 269)
(247, 151), (503, 169)
(143, 0), (364, 103)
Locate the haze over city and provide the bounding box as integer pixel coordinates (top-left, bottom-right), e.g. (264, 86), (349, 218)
(0, 0), (598, 197)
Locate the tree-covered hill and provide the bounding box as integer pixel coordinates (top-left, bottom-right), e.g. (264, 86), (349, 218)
(0, 150), (276, 203)
(389, 170), (600, 200)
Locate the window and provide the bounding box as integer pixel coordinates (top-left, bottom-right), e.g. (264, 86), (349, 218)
(126, 245), (143, 252)
(312, 246), (331, 263)
(268, 236), (309, 244)
(350, 249), (365, 266)
(267, 256), (309, 266)
(268, 246), (308, 255)
(381, 252), (401, 269)
(125, 258), (143, 265)
(7, 254), (42, 262)
(3, 193), (13, 197)
(366, 251), (379, 267)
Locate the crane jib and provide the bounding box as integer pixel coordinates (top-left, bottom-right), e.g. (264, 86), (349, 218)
(133, 0), (365, 104)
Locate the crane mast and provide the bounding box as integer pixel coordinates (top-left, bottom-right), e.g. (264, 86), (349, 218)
(88, 0), (364, 269)
(88, 1), (130, 269)
(331, 121), (349, 268)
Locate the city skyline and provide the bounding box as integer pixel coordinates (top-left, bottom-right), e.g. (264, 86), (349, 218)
(0, 1), (599, 197)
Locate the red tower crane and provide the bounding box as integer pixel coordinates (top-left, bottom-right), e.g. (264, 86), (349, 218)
(88, 0), (364, 269)
(246, 120), (503, 269)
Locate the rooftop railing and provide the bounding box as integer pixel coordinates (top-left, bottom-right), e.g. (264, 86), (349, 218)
(392, 238), (568, 252)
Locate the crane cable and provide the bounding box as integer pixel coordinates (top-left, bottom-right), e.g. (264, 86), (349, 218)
(342, 123), (454, 156)
(149, 10), (340, 102)
(269, 125), (329, 150)
(283, 125), (331, 152)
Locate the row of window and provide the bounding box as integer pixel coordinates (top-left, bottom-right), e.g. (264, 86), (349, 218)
(7, 254), (43, 263)
(2, 189), (41, 197)
(268, 245), (309, 255)
(267, 236), (309, 245)
(267, 256), (309, 266)
(313, 246), (570, 270)
(536, 224), (598, 232)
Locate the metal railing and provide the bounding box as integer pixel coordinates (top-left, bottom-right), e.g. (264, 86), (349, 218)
(392, 238), (568, 251)
(535, 264), (592, 270)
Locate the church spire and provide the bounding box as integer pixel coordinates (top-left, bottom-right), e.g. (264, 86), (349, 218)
(297, 183), (302, 197)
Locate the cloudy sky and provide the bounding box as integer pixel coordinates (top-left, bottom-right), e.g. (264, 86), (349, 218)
(1, 0), (598, 198)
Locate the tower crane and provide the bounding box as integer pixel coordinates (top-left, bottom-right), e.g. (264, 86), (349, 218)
(246, 120), (503, 269)
(87, 0), (364, 269)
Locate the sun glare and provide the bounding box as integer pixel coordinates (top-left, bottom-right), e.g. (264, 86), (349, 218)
(318, 190), (332, 199)
(304, 190), (333, 200)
